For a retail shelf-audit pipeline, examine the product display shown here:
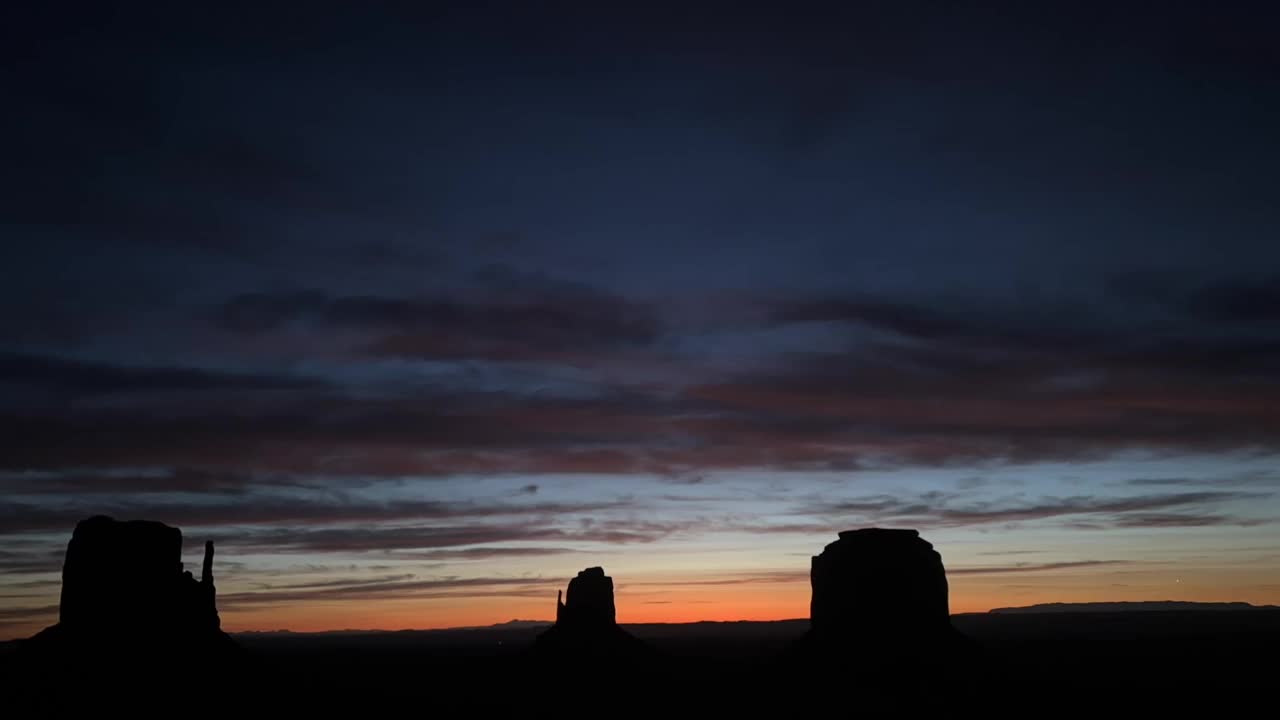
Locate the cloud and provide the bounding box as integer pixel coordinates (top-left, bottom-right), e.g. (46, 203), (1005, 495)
(0, 604), (59, 623)
(1187, 278), (1280, 324)
(203, 519), (690, 555)
(0, 468), (298, 495)
(0, 547), (65, 575)
(4, 283), (1280, 485)
(684, 331), (1280, 467)
(1094, 513), (1269, 529)
(725, 522), (834, 536)
(1126, 472), (1278, 488)
(627, 571), (807, 587)
(406, 547), (581, 561)
(762, 292), (1115, 355)
(1127, 478), (1203, 486)
(0, 378), (682, 476)
(7, 274), (1280, 479)
(219, 575), (558, 607)
(804, 490), (1268, 529)
(258, 573), (418, 591)
(1117, 272), (1280, 326)
(0, 496), (635, 536)
(0, 578), (61, 591)
(214, 283), (661, 362)
(948, 560), (1133, 575)
(767, 295), (970, 339)
(0, 351), (324, 394)
(975, 550), (1044, 556)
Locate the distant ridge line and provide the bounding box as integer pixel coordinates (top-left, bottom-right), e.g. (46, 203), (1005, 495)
(988, 601), (1278, 614)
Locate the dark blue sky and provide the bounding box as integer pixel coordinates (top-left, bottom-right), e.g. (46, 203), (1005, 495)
(2, 2), (1278, 635)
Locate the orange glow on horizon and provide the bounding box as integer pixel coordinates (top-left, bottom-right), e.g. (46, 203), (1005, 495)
(6, 563), (1278, 641)
(204, 574), (1280, 635)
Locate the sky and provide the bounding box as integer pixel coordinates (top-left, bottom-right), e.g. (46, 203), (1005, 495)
(2, 2), (1279, 639)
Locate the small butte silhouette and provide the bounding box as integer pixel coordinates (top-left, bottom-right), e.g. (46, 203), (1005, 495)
(534, 566), (650, 659)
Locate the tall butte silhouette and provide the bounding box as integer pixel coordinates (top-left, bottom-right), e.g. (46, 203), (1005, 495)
(21, 515), (239, 671)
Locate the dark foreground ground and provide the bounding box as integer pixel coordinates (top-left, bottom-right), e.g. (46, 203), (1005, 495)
(4, 610), (1278, 712)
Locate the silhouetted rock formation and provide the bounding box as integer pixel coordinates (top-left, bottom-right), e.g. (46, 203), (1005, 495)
(811, 528), (951, 640)
(21, 516), (237, 664)
(58, 516), (221, 634)
(796, 528), (972, 670)
(536, 567), (649, 661)
(555, 566), (617, 628)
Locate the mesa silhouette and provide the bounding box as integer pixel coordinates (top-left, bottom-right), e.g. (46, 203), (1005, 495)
(20, 515), (238, 668)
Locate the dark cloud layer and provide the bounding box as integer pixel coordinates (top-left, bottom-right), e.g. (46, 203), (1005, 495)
(0, 549), (64, 576)
(947, 560), (1134, 575)
(408, 547), (580, 561)
(219, 575), (557, 607)
(0, 351), (325, 394)
(4, 1), (1280, 481)
(807, 491), (1267, 529)
(208, 521), (684, 555)
(216, 283), (660, 361)
(0, 497), (632, 536)
(5, 305), (1280, 478)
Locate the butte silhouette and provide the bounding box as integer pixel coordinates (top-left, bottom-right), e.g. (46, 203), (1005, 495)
(789, 528), (977, 694)
(535, 566), (651, 661)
